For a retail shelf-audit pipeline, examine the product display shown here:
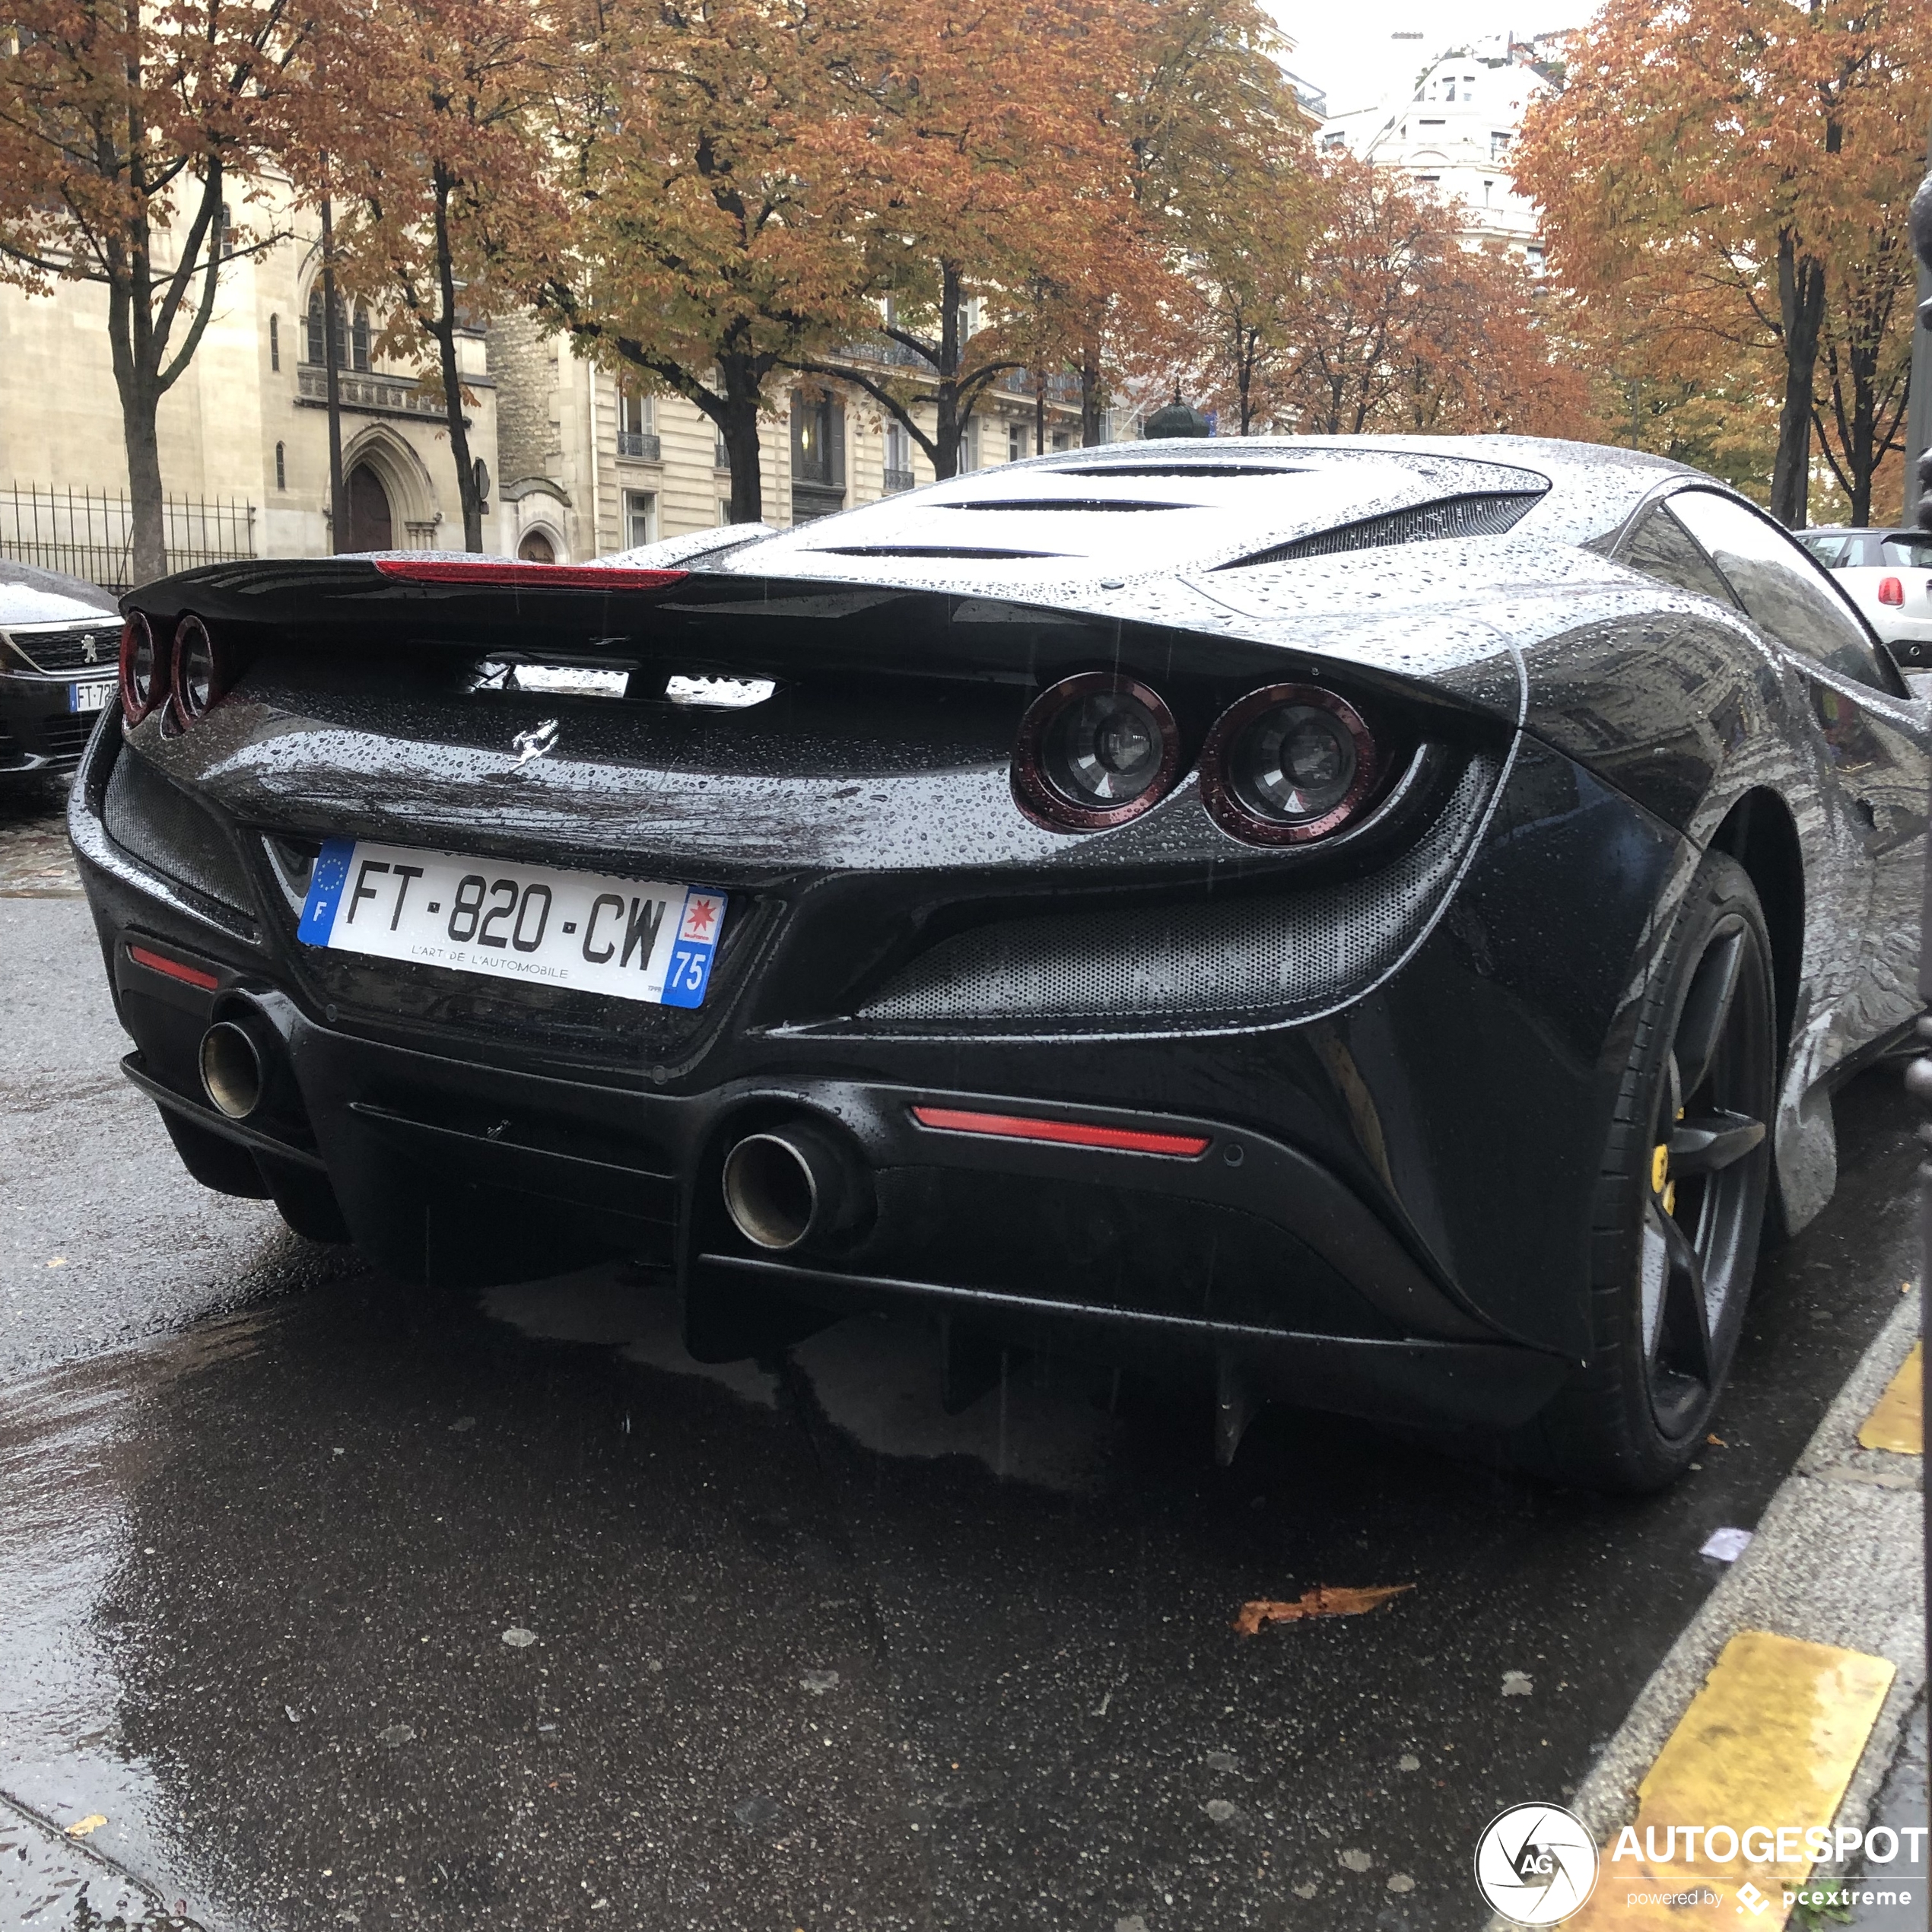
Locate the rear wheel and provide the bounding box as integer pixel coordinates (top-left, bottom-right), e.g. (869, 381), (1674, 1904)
(1513, 852), (1776, 1492)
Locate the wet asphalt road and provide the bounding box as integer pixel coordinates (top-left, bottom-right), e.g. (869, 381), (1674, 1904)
(0, 793), (1921, 1931)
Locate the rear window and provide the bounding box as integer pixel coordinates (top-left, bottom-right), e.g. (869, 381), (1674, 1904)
(1620, 503), (1739, 605)
(1667, 491), (1895, 693)
(1879, 532), (1932, 570)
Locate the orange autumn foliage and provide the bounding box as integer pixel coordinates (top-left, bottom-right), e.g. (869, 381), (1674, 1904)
(1514, 0), (1931, 525)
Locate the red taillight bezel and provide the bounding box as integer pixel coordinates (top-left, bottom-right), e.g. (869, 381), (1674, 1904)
(372, 559), (689, 590)
(1012, 672), (1180, 832)
(168, 614), (225, 725)
(1199, 683), (1379, 846)
(910, 1105), (1210, 1158)
(1878, 576), (1905, 606)
(126, 942), (221, 991)
(118, 612), (162, 723)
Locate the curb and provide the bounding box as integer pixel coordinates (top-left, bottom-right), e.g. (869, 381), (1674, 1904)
(1483, 1287), (1924, 1928)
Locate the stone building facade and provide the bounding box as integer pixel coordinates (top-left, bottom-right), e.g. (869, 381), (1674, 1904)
(0, 175), (500, 582)
(1318, 42), (1562, 265)
(0, 180), (1085, 585)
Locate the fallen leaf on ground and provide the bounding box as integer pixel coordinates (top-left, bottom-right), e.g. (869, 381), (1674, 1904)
(66, 1815), (106, 1838)
(1231, 1584), (1412, 1635)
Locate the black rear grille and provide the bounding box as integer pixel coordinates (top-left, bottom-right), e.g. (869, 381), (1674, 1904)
(1216, 491), (1543, 568)
(103, 749), (259, 923)
(38, 716), (98, 770)
(856, 755), (1498, 1030)
(9, 624), (120, 673)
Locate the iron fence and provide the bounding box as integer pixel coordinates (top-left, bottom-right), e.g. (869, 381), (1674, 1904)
(0, 485), (256, 592)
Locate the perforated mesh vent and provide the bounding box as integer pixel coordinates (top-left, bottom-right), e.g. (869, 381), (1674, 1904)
(103, 749), (258, 922)
(858, 755), (1498, 1028)
(1216, 492), (1543, 569)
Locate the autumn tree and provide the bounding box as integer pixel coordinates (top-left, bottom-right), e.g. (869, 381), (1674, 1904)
(1120, 0), (1311, 437)
(1515, 0), (1932, 527)
(0, 0), (316, 579)
(1812, 218), (1918, 525)
(536, 0), (878, 525)
(1189, 154), (1589, 440)
(792, 0), (1133, 478)
(308, 0), (559, 549)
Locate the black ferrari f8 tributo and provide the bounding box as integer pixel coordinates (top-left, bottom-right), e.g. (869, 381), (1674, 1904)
(71, 437), (1927, 1489)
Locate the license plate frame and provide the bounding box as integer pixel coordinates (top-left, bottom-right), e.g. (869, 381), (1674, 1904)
(297, 838), (723, 1009)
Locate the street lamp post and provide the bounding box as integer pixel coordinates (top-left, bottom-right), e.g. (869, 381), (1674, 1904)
(1908, 144), (1932, 1678)
(319, 187), (348, 555)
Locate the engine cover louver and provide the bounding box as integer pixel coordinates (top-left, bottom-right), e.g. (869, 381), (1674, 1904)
(1215, 491), (1545, 570)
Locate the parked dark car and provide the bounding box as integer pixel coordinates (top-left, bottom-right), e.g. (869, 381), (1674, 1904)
(1, 559), (122, 778)
(69, 438), (1927, 1489)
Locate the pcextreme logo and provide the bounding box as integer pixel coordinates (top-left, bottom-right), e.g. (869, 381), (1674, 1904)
(1472, 1803), (1600, 1924)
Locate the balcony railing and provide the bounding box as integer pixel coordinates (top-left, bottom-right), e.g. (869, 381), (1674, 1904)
(714, 441), (731, 470)
(882, 466), (916, 494)
(833, 337), (930, 370)
(616, 431), (661, 461)
(300, 364), (459, 419)
(998, 367), (1082, 402)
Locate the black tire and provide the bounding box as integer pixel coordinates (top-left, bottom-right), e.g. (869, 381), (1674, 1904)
(1511, 851), (1777, 1492)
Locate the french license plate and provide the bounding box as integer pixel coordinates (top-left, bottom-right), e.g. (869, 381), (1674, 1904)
(69, 680), (113, 713)
(297, 838), (723, 1009)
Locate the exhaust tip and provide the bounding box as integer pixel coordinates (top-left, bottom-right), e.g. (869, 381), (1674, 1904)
(721, 1132), (821, 1250)
(199, 1021), (265, 1120)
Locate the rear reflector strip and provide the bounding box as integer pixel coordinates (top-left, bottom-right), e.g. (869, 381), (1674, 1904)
(128, 943), (220, 990)
(910, 1105), (1210, 1158)
(373, 560), (688, 590)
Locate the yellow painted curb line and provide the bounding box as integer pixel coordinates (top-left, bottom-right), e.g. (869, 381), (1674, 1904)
(1857, 1340), (1922, 1455)
(1565, 1631), (1894, 1928)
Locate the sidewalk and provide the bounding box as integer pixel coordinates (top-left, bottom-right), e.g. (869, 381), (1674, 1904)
(1489, 1288), (1925, 1928)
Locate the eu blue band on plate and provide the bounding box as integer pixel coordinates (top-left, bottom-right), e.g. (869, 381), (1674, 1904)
(299, 837), (357, 945)
(659, 885), (724, 1008)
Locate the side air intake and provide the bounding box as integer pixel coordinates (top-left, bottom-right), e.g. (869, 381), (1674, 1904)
(1215, 491), (1544, 569)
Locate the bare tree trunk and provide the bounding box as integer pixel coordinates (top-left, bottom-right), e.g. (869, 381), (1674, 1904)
(1081, 350), (1104, 446)
(717, 367), (764, 523)
(119, 375), (168, 586)
(932, 261), (965, 479)
(431, 170), (483, 550)
(320, 192), (348, 553)
(1772, 232), (1826, 529)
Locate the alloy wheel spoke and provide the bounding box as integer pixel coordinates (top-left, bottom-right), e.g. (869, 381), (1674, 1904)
(1674, 927), (1744, 1098)
(1650, 1199), (1713, 1386)
(1668, 1110), (1767, 1177)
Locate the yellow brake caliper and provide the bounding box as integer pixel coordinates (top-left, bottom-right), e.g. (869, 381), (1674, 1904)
(1652, 1115), (1679, 1217)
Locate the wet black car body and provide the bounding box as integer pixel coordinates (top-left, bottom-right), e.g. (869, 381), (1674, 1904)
(70, 438), (1928, 1488)
(1, 561), (122, 777)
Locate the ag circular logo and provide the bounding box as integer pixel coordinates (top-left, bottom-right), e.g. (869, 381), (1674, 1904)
(1473, 1802), (1600, 1924)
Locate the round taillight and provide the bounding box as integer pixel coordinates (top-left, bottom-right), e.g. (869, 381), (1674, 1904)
(169, 615), (223, 723)
(1013, 673), (1180, 831)
(118, 612), (162, 722)
(1200, 684), (1378, 844)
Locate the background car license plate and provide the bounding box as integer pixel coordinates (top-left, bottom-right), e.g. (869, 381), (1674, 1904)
(68, 680), (112, 713)
(297, 838), (723, 1008)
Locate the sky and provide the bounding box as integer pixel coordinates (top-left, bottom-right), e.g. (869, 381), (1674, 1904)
(1264, 2), (1600, 119)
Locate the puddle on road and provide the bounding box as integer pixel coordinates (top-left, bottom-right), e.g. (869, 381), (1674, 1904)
(483, 1263), (1125, 1492)
(0, 1317), (277, 1924)
(0, 1065), (1913, 1931)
